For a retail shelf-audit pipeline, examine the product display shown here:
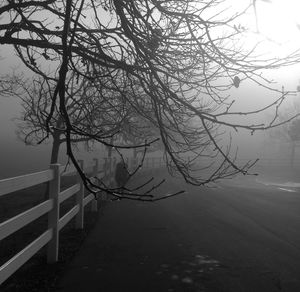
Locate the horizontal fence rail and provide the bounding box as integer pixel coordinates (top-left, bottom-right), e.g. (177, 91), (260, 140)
(0, 156), (163, 285)
(0, 170), (54, 197)
(0, 158), (104, 285)
(0, 229), (53, 285)
(0, 199), (53, 242)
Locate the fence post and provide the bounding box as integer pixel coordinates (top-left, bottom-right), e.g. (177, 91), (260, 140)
(103, 158), (107, 178)
(47, 164), (60, 263)
(108, 157), (112, 181)
(102, 158), (108, 200)
(76, 160), (84, 229)
(112, 157), (116, 185)
(92, 158), (98, 212)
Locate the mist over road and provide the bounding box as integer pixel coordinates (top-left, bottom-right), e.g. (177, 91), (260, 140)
(59, 172), (300, 291)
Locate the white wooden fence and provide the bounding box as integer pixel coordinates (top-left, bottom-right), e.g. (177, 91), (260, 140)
(0, 157), (110, 285)
(0, 156), (163, 285)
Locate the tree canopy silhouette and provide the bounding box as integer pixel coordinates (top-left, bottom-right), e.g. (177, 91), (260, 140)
(1, 0), (300, 200)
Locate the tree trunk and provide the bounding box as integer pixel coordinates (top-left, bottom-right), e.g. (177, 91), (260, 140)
(290, 142), (296, 168)
(106, 136), (114, 158)
(45, 132), (61, 200)
(50, 134), (61, 164)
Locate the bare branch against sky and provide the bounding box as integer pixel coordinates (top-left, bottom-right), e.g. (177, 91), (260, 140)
(1, 0), (300, 200)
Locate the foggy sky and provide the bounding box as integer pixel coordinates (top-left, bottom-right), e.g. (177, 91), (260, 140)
(1, 6), (300, 179)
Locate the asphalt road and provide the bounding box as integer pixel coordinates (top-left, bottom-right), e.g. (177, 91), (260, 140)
(57, 173), (300, 292)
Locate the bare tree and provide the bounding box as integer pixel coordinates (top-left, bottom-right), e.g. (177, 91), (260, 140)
(1, 0), (300, 200)
(1, 72), (127, 164)
(267, 87), (300, 166)
(116, 111), (163, 156)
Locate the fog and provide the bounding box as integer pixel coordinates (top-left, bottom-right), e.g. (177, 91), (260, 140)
(1, 25), (300, 180)
(0, 88), (108, 179)
(1, 89), (298, 180)
(1, 64), (300, 179)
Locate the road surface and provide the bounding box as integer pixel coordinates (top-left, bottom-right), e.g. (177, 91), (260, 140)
(57, 173), (300, 292)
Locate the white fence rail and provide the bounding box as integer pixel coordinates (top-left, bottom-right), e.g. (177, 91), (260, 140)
(0, 156), (163, 285)
(0, 158), (107, 285)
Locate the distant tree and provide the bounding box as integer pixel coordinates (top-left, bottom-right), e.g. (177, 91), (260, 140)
(266, 87), (300, 166)
(288, 119), (300, 142)
(1, 0), (300, 200)
(117, 114), (162, 156)
(1, 72), (127, 164)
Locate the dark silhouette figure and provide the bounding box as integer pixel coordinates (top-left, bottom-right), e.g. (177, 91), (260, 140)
(115, 161), (129, 188)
